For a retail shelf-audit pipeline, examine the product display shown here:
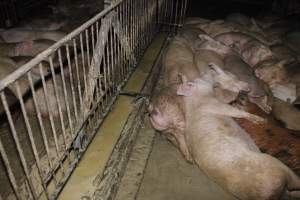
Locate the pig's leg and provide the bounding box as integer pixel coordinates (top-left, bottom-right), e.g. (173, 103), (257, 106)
(204, 102), (266, 124)
(173, 131), (193, 163)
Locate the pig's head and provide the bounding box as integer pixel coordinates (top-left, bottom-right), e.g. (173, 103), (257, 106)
(148, 87), (185, 134)
(207, 63), (250, 94)
(254, 59), (290, 86)
(242, 41), (274, 67)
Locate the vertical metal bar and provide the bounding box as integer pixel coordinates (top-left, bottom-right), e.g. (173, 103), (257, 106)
(1, 92), (37, 199)
(27, 72), (55, 183)
(0, 137), (22, 200)
(174, 0), (179, 31)
(38, 63), (63, 164)
(80, 33), (88, 97)
(109, 20), (116, 94)
(91, 25), (95, 56)
(65, 45), (79, 122)
(48, 57), (69, 157)
(73, 39), (83, 110)
(15, 80), (49, 199)
(55, 52), (73, 135)
(85, 29), (91, 69)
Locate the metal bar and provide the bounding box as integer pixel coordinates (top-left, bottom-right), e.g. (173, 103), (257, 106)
(55, 52), (73, 135)
(0, 135), (22, 200)
(1, 92), (37, 199)
(15, 80), (49, 199)
(0, 1), (124, 92)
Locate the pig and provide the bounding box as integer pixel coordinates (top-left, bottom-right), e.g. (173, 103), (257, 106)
(224, 55), (272, 113)
(176, 78), (300, 200)
(163, 36), (200, 86)
(213, 32), (271, 54)
(254, 59), (298, 102)
(0, 29), (66, 43)
(264, 22), (293, 43)
(225, 13), (251, 26)
(149, 64), (252, 162)
(0, 39), (55, 57)
(283, 31), (300, 54)
(197, 20), (237, 37)
(194, 50), (247, 103)
(270, 44), (299, 62)
(197, 34), (237, 58)
(24, 73), (73, 118)
(19, 18), (67, 31)
(184, 17), (211, 25)
(0, 41), (33, 57)
(10, 56), (51, 76)
(240, 40), (274, 67)
(272, 97), (300, 132)
(197, 20), (276, 45)
(147, 85), (190, 161)
(0, 57), (33, 96)
(176, 26), (205, 50)
(254, 59), (290, 86)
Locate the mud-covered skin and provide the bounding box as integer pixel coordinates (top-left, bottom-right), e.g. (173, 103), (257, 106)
(177, 78), (300, 200)
(272, 97), (300, 131)
(224, 55), (272, 113)
(241, 40), (274, 67)
(254, 59), (290, 86)
(0, 29), (66, 43)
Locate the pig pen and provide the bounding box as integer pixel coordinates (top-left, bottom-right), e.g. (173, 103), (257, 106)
(0, 0), (189, 199)
(1, 0), (300, 200)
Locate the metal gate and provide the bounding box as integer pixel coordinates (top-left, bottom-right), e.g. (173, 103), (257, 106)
(0, 0), (187, 199)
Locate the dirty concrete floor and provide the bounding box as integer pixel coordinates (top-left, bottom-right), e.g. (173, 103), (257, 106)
(116, 118), (237, 200)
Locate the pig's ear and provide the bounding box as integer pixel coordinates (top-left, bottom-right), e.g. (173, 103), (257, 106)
(176, 83), (195, 97)
(208, 63), (225, 75)
(178, 73), (188, 83)
(254, 69), (262, 79)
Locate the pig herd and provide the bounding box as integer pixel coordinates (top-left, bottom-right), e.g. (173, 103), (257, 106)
(0, 0), (104, 118)
(148, 13), (300, 200)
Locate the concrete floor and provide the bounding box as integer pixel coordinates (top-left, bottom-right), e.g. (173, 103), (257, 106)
(116, 118), (237, 200)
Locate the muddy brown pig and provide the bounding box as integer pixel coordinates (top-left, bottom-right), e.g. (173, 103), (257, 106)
(177, 78), (300, 200)
(224, 55), (272, 113)
(163, 36), (200, 86)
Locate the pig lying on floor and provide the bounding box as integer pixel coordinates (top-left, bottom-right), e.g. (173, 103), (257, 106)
(177, 77), (300, 200)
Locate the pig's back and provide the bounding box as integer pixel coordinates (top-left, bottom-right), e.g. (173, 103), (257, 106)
(187, 115), (287, 199)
